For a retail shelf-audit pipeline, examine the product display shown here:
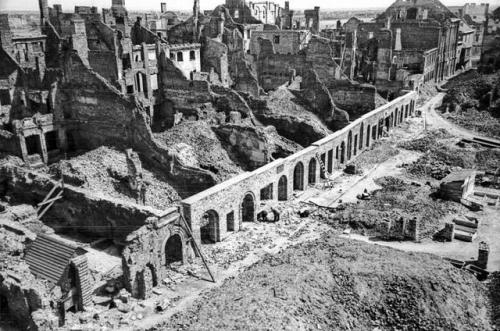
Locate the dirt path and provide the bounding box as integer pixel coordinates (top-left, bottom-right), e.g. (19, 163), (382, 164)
(423, 92), (500, 143)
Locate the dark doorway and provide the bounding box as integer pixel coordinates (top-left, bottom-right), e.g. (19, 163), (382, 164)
(378, 119), (384, 137)
(25, 135), (41, 155)
(260, 183), (273, 200)
(226, 211), (235, 231)
(293, 162), (304, 190)
(308, 158), (317, 185)
(340, 141), (346, 164)
(0, 294), (9, 319)
(354, 135), (358, 156)
(366, 125), (371, 147)
(347, 131), (353, 161)
(242, 193), (255, 222)
(45, 131), (58, 151)
(407, 7), (418, 19)
(320, 153), (326, 178)
(165, 234), (183, 264)
(278, 175), (287, 201)
(327, 149), (333, 173)
(201, 210), (219, 244)
(359, 123), (364, 151)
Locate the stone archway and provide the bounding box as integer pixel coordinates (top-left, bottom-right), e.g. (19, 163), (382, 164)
(308, 158), (317, 185)
(201, 210), (219, 244)
(242, 193), (255, 222)
(278, 175), (288, 201)
(366, 124), (371, 147)
(293, 162), (304, 190)
(340, 141), (346, 164)
(359, 123), (364, 151)
(165, 234), (183, 265)
(347, 131), (353, 161)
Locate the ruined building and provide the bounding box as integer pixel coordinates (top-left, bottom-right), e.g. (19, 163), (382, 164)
(0, 0), (422, 328)
(343, 0), (461, 96)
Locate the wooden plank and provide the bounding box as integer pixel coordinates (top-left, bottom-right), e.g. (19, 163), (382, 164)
(37, 194), (63, 207)
(38, 191), (63, 219)
(179, 215), (215, 283)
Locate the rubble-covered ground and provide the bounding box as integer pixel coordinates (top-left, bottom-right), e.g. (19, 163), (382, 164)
(399, 129), (500, 180)
(144, 119), (498, 331)
(253, 85), (332, 147)
(326, 176), (468, 240)
(153, 121), (242, 181)
(150, 233), (492, 331)
(45, 146), (182, 210)
(441, 70), (500, 139)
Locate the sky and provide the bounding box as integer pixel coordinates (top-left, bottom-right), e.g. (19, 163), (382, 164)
(1, 0), (499, 12)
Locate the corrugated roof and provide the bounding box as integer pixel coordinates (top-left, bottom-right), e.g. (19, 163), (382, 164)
(25, 234), (78, 285)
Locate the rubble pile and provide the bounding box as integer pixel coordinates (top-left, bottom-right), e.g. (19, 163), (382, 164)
(397, 129), (453, 152)
(154, 121), (242, 181)
(327, 177), (467, 239)
(251, 86), (332, 147)
(399, 131), (477, 180)
(202, 205), (303, 269)
(443, 70), (499, 114)
(475, 149), (500, 173)
(489, 272), (500, 330)
(441, 70), (500, 138)
(149, 234), (492, 331)
(47, 146), (181, 209)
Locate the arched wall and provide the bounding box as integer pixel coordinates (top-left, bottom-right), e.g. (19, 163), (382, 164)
(181, 92), (417, 246)
(122, 211), (193, 299)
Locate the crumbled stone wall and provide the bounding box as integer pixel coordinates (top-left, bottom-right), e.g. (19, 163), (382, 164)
(250, 30), (311, 56)
(0, 164), (164, 239)
(121, 211), (194, 298)
(326, 80), (385, 119)
(0, 260), (58, 330)
(182, 91), (417, 246)
(213, 124), (271, 170)
(202, 38), (231, 87)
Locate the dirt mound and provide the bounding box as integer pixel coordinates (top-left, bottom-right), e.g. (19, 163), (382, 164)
(149, 234), (492, 331)
(154, 121), (242, 181)
(47, 146), (181, 210)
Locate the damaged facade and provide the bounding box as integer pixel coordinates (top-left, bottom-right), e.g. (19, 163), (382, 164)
(337, 0), (463, 96)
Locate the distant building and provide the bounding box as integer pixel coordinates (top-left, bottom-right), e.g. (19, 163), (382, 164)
(456, 20), (475, 70)
(250, 29), (312, 55)
(449, 3), (489, 66)
(345, 0), (461, 96)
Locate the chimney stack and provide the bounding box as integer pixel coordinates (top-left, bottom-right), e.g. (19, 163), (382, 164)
(161, 2), (167, 13)
(395, 28), (402, 51)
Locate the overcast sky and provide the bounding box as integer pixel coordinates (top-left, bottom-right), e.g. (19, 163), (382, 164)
(1, 0), (499, 12)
